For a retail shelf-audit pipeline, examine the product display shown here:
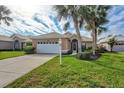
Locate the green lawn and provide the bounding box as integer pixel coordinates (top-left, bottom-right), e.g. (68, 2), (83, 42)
(0, 51), (25, 60)
(6, 52), (124, 88)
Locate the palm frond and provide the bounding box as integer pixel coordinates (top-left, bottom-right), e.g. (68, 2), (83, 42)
(54, 5), (68, 21)
(97, 26), (107, 35)
(79, 16), (84, 29)
(0, 5), (12, 26)
(64, 21), (70, 31)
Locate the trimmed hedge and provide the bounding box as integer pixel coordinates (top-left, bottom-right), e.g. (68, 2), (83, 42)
(96, 47), (107, 53)
(76, 51), (92, 60)
(76, 51), (101, 60)
(24, 46), (35, 54)
(62, 50), (72, 55)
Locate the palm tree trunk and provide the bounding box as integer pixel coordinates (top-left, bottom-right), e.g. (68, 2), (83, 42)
(77, 33), (82, 53)
(73, 17), (82, 53)
(111, 47), (112, 52)
(75, 26), (82, 53)
(110, 46), (112, 52)
(95, 29), (97, 50)
(92, 22), (96, 55)
(92, 30), (96, 55)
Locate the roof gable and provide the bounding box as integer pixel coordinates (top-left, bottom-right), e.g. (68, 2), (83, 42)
(0, 35), (13, 42)
(31, 32), (92, 42)
(98, 35), (124, 44)
(31, 32), (63, 39)
(11, 34), (29, 40)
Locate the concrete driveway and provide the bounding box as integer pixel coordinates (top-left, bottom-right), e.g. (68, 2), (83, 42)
(0, 54), (56, 87)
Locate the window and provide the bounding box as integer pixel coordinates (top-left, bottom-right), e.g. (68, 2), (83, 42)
(43, 42), (45, 44)
(38, 42), (40, 44)
(116, 43), (124, 45)
(55, 42), (58, 44)
(120, 43), (124, 45)
(40, 42), (42, 44)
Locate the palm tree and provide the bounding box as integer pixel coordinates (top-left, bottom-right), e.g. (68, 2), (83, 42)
(0, 5), (13, 26)
(108, 37), (117, 52)
(54, 5), (83, 53)
(79, 5), (111, 55)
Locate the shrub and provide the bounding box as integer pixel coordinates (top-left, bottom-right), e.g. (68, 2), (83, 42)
(0, 49), (22, 51)
(96, 47), (107, 53)
(68, 50), (73, 54)
(76, 51), (92, 60)
(76, 51), (101, 60)
(26, 42), (32, 46)
(24, 46), (35, 54)
(62, 50), (72, 55)
(82, 45), (86, 52)
(87, 47), (92, 50)
(84, 49), (92, 52)
(0, 49), (14, 51)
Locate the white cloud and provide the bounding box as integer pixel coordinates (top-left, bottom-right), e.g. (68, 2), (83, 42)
(7, 5), (40, 18)
(108, 10), (124, 25)
(38, 6), (56, 15)
(1, 5), (124, 37)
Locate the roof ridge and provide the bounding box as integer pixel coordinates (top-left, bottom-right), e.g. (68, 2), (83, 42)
(0, 35), (11, 38)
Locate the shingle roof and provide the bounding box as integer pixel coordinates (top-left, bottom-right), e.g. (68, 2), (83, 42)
(81, 36), (92, 42)
(11, 34), (30, 40)
(98, 35), (124, 44)
(11, 34), (32, 42)
(31, 32), (66, 39)
(0, 35), (13, 42)
(115, 36), (124, 41)
(31, 32), (92, 42)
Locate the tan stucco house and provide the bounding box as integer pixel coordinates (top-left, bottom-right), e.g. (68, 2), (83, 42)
(0, 34), (30, 50)
(0, 32), (92, 53)
(31, 32), (92, 53)
(0, 35), (14, 50)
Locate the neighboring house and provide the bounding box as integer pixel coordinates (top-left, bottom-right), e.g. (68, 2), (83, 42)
(31, 32), (92, 53)
(98, 35), (124, 52)
(0, 35), (14, 50)
(11, 34), (31, 50)
(0, 34), (30, 50)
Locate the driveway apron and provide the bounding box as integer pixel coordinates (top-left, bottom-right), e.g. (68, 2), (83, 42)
(0, 54), (56, 87)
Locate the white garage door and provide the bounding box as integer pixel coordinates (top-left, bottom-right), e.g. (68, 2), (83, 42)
(113, 45), (124, 52)
(36, 44), (60, 53)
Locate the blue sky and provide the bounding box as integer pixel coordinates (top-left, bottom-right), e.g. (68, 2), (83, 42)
(0, 5), (124, 38)
(99, 5), (124, 38)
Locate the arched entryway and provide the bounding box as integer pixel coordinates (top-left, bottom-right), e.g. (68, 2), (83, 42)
(71, 39), (78, 53)
(14, 40), (20, 50)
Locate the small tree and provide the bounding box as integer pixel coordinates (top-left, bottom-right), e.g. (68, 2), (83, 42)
(79, 5), (111, 55)
(107, 37), (117, 52)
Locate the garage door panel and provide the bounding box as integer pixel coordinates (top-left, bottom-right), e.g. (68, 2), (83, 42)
(37, 44), (59, 53)
(113, 45), (124, 52)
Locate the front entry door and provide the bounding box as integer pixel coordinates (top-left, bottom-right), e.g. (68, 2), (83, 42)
(14, 40), (20, 50)
(72, 39), (78, 53)
(73, 42), (77, 51)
